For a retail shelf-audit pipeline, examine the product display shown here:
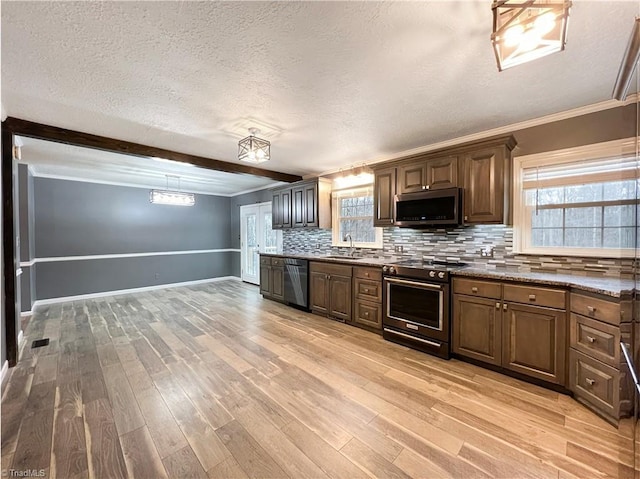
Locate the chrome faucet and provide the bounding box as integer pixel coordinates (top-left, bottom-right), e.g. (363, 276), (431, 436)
(344, 234), (355, 257)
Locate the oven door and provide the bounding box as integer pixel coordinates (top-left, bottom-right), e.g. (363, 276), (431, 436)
(383, 277), (449, 342)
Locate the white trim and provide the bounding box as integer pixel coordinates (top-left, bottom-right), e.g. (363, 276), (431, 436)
(18, 330), (23, 346)
(20, 311), (32, 317)
(512, 137), (639, 258)
(1, 361), (8, 386)
(230, 183), (285, 197)
(26, 248), (240, 264)
(310, 95), (638, 179)
(20, 259), (35, 267)
(16, 268), (22, 277)
(31, 276), (241, 307)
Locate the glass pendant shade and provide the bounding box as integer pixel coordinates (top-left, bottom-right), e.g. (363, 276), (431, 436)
(491, 0), (571, 71)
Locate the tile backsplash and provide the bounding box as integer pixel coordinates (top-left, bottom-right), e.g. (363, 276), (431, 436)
(283, 225), (635, 278)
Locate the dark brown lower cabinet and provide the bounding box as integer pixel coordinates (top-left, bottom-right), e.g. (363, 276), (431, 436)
(259, 256), (284, 302)
(502, 302), (566, 385)
(452, 295), (502, 366)
(310, 262), (352, 322)
(452, 278), (567, 387)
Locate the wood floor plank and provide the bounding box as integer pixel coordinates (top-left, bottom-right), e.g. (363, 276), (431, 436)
(83, 398), (128, 479)
(120, 426), (168, 479)
(3, 280), (632, 479)
(215, 419), (289, 479)
(162, 445), (208, 479)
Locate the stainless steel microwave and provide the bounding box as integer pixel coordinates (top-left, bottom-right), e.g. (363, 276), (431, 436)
(394, 187), (463, 228)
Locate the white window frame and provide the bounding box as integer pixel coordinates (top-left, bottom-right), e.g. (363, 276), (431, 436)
(513, 138), (638, 258)
(331, 185), (383, 249)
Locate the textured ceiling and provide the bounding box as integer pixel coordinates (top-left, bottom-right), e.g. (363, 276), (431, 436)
(2, 1), (638, 186)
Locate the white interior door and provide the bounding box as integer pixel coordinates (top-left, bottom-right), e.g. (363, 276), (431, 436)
(240, 202), (281, 285)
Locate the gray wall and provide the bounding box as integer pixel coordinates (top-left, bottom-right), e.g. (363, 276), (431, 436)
(31, 177), (234, 300)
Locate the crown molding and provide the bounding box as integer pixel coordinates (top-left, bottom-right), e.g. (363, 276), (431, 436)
(315, 94), (639, 178)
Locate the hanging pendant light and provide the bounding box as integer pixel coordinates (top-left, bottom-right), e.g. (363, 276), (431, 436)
(150, 175), (195, 206)
(238, 128), (271, 164)
(491, 0), (572, 71)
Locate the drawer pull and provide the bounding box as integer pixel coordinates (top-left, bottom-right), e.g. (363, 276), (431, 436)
(364, 312), (369, 316)
(496, 302), (500, 310)
(364, 288), (370, 293)
(471, 287), (478, 293)
(528, 294), (536, 301)
(365, 273), (370, 277)
(585, 378), (596, 386)
(503, 303), (508, 311)
(587, 306), (596, 314)
(586, 336), (596, 343)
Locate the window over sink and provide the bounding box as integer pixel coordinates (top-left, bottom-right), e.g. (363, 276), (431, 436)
(331, 185), (383, 249)
(513, 138), (638, 258)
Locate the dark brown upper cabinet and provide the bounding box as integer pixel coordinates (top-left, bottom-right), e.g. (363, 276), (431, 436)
(373, 167), (396, 227)
(272, 178), (331, 229)
(397, 155), (458, 194)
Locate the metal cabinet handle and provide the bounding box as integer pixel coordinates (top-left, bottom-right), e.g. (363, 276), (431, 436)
(495, 302), (500, 309)
(365, 273), (370, 277)
(587, 306), (596, 313)
(503, 303), (508, 311)
(364, 288), (370, 293)
(327, 275), (331, 280)
(586, 336), (596, 343)
(471, 287), (478, 293)
(364, 312), (369, 316)
(585, 378), (596, 386)
(389, 219), (393, 223)
(528, 294), (536, 301)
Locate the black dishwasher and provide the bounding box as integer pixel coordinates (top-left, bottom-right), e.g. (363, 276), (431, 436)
(283, 258), (309, 309)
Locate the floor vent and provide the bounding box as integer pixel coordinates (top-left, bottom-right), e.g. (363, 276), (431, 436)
(31, 338), (50, 349)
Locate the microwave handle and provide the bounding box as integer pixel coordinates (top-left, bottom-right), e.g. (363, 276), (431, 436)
(384, 277), (444, 291)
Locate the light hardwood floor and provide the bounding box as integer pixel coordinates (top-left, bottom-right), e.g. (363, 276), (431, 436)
(1, 279), (635, 478)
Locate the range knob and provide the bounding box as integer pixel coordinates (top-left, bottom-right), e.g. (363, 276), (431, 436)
(438, 272), (445, 279)
(382, 266), (389, 273)
(389, 266), (396, 275)
(429, 271), (436, 277)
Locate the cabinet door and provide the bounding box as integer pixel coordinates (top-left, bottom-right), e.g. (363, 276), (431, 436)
(271, 191), (283, 229)
(374, 168), (396, 226)
(426, 156), (458, 190)
(259, 265), (272, 297)
(502, 303), (566, 385)
(354, 300), (382, 331)
(452, 294), (502, 366)
(303, 182), (318, 227)
(329, 275), (352, 322)
(310, 271), (329, 314)
(397, 162), (427, 194)
(281, 189), (292, 228)
(463, 147), (506, 224)
(291, 186), (306, 228)
(271, 267), (285, 301)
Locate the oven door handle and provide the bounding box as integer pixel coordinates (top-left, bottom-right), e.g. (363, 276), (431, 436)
(384, 277), (444, 290)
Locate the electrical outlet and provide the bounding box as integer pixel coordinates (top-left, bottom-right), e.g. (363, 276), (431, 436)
(480, 246), (494, 258)
(316, 242), (321, 249)
(394, 245), (404, 253)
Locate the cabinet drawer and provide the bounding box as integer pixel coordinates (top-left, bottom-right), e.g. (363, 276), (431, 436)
(260, 256), (272, 266)
(570, 293), (622, 326)
(354, 267), (382, 281)
(453, 278), (501, 299)
(570, 349), (620, 419)
(570, 314), (619, 367)
(354, 278), (382, 303)
(503, 284), (566, 310)
(272, 258), (285, 267)
(310, 262), (352, 277)
(354, 300), (382, 331)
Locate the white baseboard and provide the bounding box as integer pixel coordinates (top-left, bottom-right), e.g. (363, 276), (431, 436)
(31, 276), (241, 308)
(21, 311), (32, 317)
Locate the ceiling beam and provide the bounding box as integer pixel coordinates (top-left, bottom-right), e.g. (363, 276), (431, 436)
(2, 117), (303, 183)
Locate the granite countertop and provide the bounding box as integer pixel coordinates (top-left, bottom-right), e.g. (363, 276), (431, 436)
(452, 268), (635, 298)
(261, 253), (635, 298)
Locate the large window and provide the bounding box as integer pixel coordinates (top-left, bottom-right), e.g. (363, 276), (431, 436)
(513, 139), (638, 257)
(332, 186), (382, 248)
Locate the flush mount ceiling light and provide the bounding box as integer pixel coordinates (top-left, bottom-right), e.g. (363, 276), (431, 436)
(150, 175), (195, 206)
(238, 128), (270, 164)
(491, 0), (572, 71)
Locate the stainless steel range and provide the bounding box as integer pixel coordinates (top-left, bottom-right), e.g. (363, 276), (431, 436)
(382, 259), (466, 359)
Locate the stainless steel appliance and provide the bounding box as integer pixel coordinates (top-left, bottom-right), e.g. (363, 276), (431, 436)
(382, 259), (466, 359)
(394, 187), (463, 228)
(283, 258), (309, 309)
